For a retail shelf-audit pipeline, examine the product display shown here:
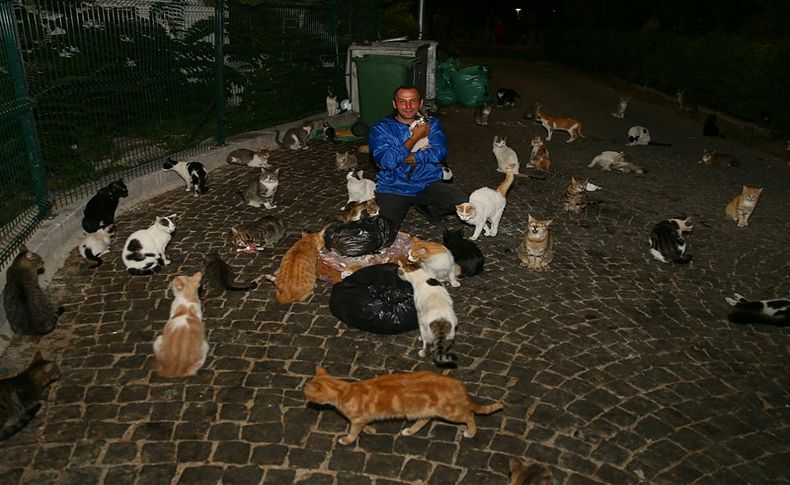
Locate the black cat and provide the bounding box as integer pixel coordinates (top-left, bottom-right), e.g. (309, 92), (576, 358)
(0, 352), (61, 441)
(82, 179), (128, 233)
(442, 228), (484, 277)
(703, 114), (724, 137)
(496, 88), (521, 108)
(203, 252), (258, 294)
(648, 217), (693, 265)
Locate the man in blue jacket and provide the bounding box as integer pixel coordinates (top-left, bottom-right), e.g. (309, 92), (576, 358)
(369, 85), (468, 230)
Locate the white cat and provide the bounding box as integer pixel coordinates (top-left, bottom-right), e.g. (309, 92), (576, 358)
(408, 238), (461, 288)
(626, 126), (651, 146)
(397, 261), (458, 367)
(492, 135), (520, 174)
(456, 166), (514, 241)
(410, 114), (430, 153)
(79, 224), (115, 268)
(588, 151), (644, 173)
(610, 96), (629, 119)
(345, 170), (376, 210)
(122, 215), (176, 276)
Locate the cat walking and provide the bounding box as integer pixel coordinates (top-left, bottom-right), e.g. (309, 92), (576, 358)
(535, 103), (585, 143)
(162, 158), (207, 197)
(0, 352), (61, 441)
(725, 186), (763, 227)
(456, 166), (515, 240)
(3, 246), (64, 335)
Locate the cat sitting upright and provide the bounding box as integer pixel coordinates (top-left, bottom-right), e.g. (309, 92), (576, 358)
(79, 224), (115, 268)
(304, 366), (503, 445)
(527, 134), (550, 172)
(153, 271), (208, 378)
(516, 215), (554, 271)
(335, 151), (358, 172)
(725, 186), (763, 227)
(266, 228), (325, 304)
(492, 135), (520, 174)
(3, 246), (64, 335)
(0, 352), (61, 441)
(162, 158), (207, 197)
(474, 102), (493, 125)
(276, 121), (313, 150)
(610, 96), (629, 119)
(649, 216), (693, 264)
(122, 214), (176, 275)
(238, 166), (279, 209)
(456, 165), (514, 240)
(345, 170), (376, 210)
(326, 87), (339, 117)
(82, 179), (128, 233)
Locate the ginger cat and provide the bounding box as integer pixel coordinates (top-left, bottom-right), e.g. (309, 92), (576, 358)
(153, 271), (208, 378)
(304, 366), (503, 445)
(528, 134), (551, 171)
(535, 102), (585, 143)
(456, 166), (515, 240)
(408, 236), (461, 287)
(725, 186), (763, 227)
(562, 177), (588, 214)
(516, 215), (554, 271)
(267, 228), (325, 303)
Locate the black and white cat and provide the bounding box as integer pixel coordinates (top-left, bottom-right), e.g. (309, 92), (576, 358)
(321, 120), (337, 143)
(122, 215), (176, 276)
(442, 227), (484, 277)
(82, 179), (128, 233)
(162, 158), (207, 197)
(226, 148), (270, 168)
(326, 87), (339, 117)
(79, 224), (115, 268)
(345, 170), (375, 210)
(238, 167), (279, 209)
(725, 293), (789, 327)
(275, 121), (313, 150)
(474, 102), (493, 125)
(495, 88), (520, 107)
(649, 217), (693, 264)
(627, 126), (671, 146)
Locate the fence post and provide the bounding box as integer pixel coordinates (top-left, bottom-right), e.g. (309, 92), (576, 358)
(1, 0), (50, 218)
(331, 0), (342, 93)
(214, 0), (225, 146)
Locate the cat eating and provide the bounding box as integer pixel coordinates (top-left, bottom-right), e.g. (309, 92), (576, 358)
(456, 165), (515, 240)
(122, 214), (176, 275)
(202, 253), (258, 293)
(230, 215), (286, 253)
(442, 228), (484, 277)
(304, 366), (503, 445)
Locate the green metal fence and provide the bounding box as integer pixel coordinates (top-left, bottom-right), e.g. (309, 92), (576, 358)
(0, 0), (382, 271)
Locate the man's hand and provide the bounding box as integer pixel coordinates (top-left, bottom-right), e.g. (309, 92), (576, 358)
(404, 122), (430, 152)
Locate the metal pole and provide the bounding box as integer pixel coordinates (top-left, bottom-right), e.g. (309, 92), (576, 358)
(214, 0), (225, 146)
(1, 0), (50, 218)
(418, 0), (424, 40)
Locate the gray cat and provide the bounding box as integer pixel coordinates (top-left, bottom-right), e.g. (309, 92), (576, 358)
(238, 167), (279, 209)
(474, 102), (493, 125)
(275, 121), (314, 150)
(335, 151), (358, 171)
(0, 352), (61, 441)
(3, 246), (64, 335)
(226, 148), (270, 167)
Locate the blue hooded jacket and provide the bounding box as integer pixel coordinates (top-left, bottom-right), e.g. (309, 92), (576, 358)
(369, 116), (448, 196)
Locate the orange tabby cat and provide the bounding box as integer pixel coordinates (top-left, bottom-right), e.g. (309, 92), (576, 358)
(268, 228), (325, 303)
(516, 215), (553, 271)
(508, 457), (553, 485)
(153, 271), (208, 378)
(528, 134), (551, 171)
(725, 185), (763, 227)
(408, 236), (461, 287)
(562, 177), (588, 214)
(535, 102), (585, 143)
(304, 366), (503, 445)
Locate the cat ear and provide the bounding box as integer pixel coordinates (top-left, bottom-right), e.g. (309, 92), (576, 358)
(528, 214), (534, 223)
(545, 219), (553, 227)
(192, 271), (203, 282)
(275, 168), (280, 175)
(19, 244), (28, 254)
(33, 351), (44, 363)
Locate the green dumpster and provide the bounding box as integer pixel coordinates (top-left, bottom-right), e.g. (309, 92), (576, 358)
(354, 55), (416, 130)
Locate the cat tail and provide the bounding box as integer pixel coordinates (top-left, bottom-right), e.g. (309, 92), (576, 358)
(470, 401), (504, 415)
(127, 264), (162, 276)
(514, 171), (547, 180)
(0, 402), (42, 441)
(496, 168), (516, 196)
(223, 279), (258, 292)
(83, 248), (103, 268)
(672, 254), (693, 265)
(430, 319), (457, 369)
(647, 141), (672, 146)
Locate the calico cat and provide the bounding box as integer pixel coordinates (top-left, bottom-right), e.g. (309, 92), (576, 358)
(275, 121), (313, 150)
(508, 457), (553, 485)
(677, 90), (698, 112)
(610, 96), (629, 119)
(408, 236), (461, 287)
(493, 135), (520, 174)
(456, 166), (514, 240)
(266, 228), (325, 304)
(238, 167), (279, 209)
(701, 149), (738, 167)
(527, 134), (550, 171)
(588, 151), (644, 173)
(474, 102), (493, 125)
(79, 224), (115, 268)
(153, 271), (208, 378)
(725, 186), (763, 227)
(703, 114), (723, 137)
(341, 199), (379, 222)
(335, 151), (358, 172)
(122, 214), (176, 275)
(398, 260), (458, 367)
(326, 87), (339, 117)
(82, 179), (128, 233)
(442, 228), (484, 277)
(203, 253), (257, 292)
(230, 215), (286, 253)
(3, 246), (64, 335)
(496, 88), (520, 107)
(562, 177), (588, 214)
(535, 103), (585, 143)
(0, 352), (61, 441)
(516, 215), (554, 271)
(725, 293), (789, 327)
(304, 366), (503, 445)
(226, 147), (270, 168)
(345, 170), (376, 210)
(162, 158), (207, 197)
(649, 216), (694, 264)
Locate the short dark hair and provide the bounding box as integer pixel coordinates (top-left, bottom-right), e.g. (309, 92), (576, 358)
(392, 85), (422, 100)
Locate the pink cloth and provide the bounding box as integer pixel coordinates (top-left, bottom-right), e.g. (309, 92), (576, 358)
(318, 232), (412, 282)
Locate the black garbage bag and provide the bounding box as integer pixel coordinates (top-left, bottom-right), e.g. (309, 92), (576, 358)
(329, 263), (418, 334)
(324, 216), (398, 257)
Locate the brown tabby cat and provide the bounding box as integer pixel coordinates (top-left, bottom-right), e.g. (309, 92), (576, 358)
(508, 457), (553, 485)
(153, 272), (207, 378)
(725, 186), (763, 227)
(3, 246), (64, 335)
(535, 102), (585, 143)
(516, 215), (554, 271)
(528, 134), (551, 171)
(0, 352), (61, 441)
(562, 177), (588, 214)
(304, 366), (503, 445)
(701, 148), (739, 167)
(266, 228), (325, 304)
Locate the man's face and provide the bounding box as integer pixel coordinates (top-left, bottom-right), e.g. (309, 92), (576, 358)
(393, 88), (423, 122)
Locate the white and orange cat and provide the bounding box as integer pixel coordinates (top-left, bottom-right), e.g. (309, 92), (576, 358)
(266, 228), (325, 303)
(528, 134), (550, 171)
(408, 236), (461, 287)
(304, 366), (503, 445)
(516, 215), (554, 271)
(456, 166), (515, 240)
(725, 186), (763, 227)
(535, 102), (585, 143)
(153, 271), (208, 378)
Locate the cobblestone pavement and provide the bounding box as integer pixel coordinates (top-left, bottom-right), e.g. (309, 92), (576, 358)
(1, 58), (789, 485)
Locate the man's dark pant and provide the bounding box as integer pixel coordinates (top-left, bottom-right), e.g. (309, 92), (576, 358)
(376, 181), (468, 230)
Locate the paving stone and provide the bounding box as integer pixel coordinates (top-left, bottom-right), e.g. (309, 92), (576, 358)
(178, 465), (224, 484)
(177, 441), (212, 462)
